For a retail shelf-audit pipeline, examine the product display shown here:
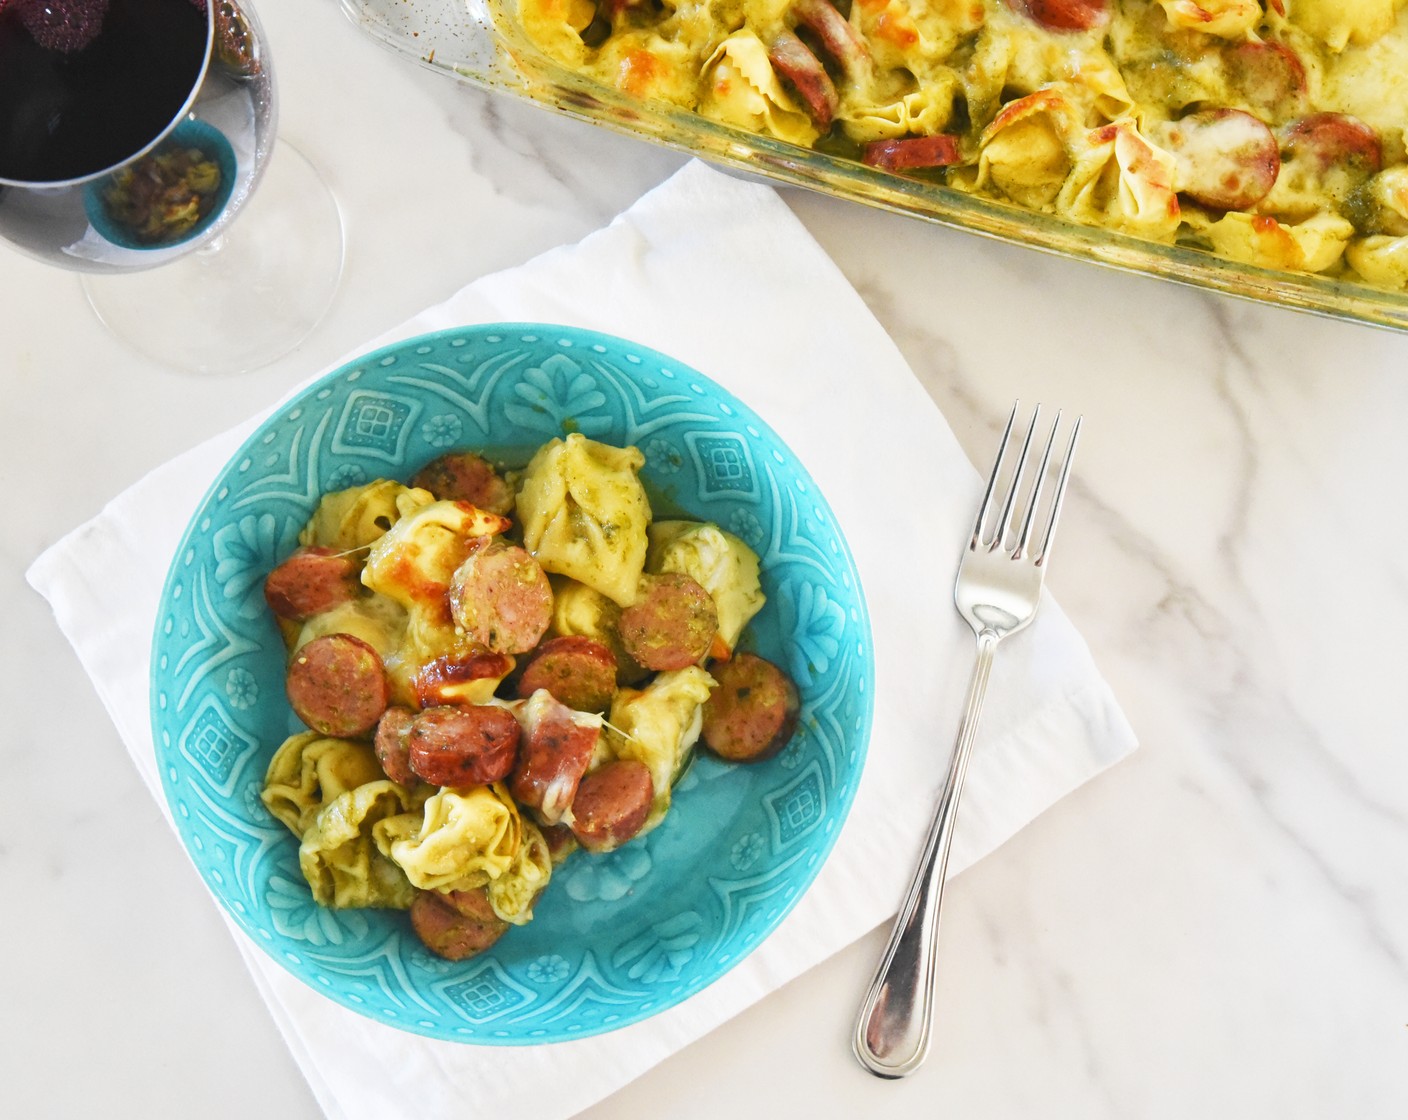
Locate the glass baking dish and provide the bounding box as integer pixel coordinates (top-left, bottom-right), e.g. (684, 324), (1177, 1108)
(341, 0), (1408, 333)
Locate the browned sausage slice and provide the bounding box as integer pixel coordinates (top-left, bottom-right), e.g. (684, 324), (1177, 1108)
(1225, 41), (1307, 117)
(409, 887), (509, 960)
(768, 30), (838, 128)
(448, 538), (554, 655)
(791, 0), (870, 82)
(1281, 113), (1382, 177)
(516, 635), (617, 713)
(540, 822), (579, 864)
(264, 546), (360, 621)
(863, 134), (962, 172)
(1012, 0), (1109, 32)
(286, 633), (390, 738)
(413, 652), (515, 708)
(569, 760), (654, 852)
(373, 705), (417, 785)
(701, 652), (800, 763)
(618, 572), (719, 672)
(411, 452), (515, 516)
(1157, 108), (1279, 211)
(510, 692), (601, 824)
(407, 705), (521, 786)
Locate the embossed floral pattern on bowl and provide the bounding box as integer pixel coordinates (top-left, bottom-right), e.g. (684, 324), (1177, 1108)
(150, 323), (874, 1043)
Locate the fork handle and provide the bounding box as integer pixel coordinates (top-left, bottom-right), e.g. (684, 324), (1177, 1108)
(852, 630), (998, 1078)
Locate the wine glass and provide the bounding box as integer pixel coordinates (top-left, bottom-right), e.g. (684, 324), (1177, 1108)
(0, 0), (343, 374)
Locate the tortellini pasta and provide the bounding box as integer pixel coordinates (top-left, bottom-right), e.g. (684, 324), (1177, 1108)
(261, 732), (387, 837)
(362, 499), (509, 614)
(511, 0), (1408, 289)
(606, 666), (716, 833)
(515, 434), (651, 607)
(974, 88), (1082, 211)
(1290, 0), (1397, 50)
(597, 33), (706, 104)
(1058, 122), (1181, 241)
(1344, 234), (1408, 287)
(299, 780), (424, 909)
(485, 818), (555, 924)
(1198, 210), (1355, 272)
(300, 480), (433, 555)
(701, 31), (822, 147)
(374, 783), (525, 893)
(362, 498), (510, 669)
(1157, 0), (1262, 40)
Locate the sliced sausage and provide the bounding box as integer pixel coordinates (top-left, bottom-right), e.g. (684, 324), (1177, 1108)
(618, 572), (719, 672)
(1281, 113), (1382, 177)
(510, 692), (601, 824)
(263, 546), (360, 621)
(1225, 40), (1307, 117)
(411, 452), (514, 516)
(791, 0), (870, 82)
(1012, 0), (1109, 32)
(701, 652), (800, 763)
(863, 134), (962, 172)
(569, 759), (655, 852)
(540, 822), (580, 864)
(413, 652), (515, 708)
(407, 704), (521, 787)
(516, 635), (617, 713)
(448, 538), (553, 655)
(373, 705), (417, 785)
(1157, 108), (1279, 211)
(443, 884), (503, 923)
(409, 887), (509, 961)
(768, 30), (838, 128)
(286, 633), (389, 738)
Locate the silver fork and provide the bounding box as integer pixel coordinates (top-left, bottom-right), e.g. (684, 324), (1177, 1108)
(852, 401), (1082, 1079)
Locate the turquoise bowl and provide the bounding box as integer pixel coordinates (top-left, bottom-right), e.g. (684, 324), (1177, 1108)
(150, 323), (874, 1043)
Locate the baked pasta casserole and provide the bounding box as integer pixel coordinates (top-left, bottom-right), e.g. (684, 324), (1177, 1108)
(513, 0), (1408, 289)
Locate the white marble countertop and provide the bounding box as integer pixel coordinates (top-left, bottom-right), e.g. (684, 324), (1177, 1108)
(5, 2), (1407, 1116)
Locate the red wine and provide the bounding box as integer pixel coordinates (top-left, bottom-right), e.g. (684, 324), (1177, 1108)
(0, 0), (208, 183)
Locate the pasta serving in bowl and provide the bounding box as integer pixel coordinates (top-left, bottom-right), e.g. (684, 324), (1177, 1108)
(150, 323), (873, 1041)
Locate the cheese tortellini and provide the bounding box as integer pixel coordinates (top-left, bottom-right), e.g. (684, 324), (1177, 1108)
(606, 666), (716, 832)
(515, 433), (651, 606)
(486, 818), (555, 924)
(512, 0), (1408, 288)
(374, 783), (525, 893)
(701, 30), (822, 147)
(300, 781), (425, 910)
(261, 732), (387, 837)
(300, 480), (433, 554)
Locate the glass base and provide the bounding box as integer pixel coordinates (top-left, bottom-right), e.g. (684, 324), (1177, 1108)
(81, 139), (344, 376)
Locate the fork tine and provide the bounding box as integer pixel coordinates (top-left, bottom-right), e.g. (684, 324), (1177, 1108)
(994, 403), (1041, 551)
(1035, 414), (1082, 566)
(970, 401), (1019, 549)
(1016, 409), (1062, 559)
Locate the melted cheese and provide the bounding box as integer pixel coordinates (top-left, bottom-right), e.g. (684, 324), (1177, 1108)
(512, 0), (1408, 286)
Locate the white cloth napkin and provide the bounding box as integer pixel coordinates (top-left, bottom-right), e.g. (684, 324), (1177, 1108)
(28, 160), (1137, 1120)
